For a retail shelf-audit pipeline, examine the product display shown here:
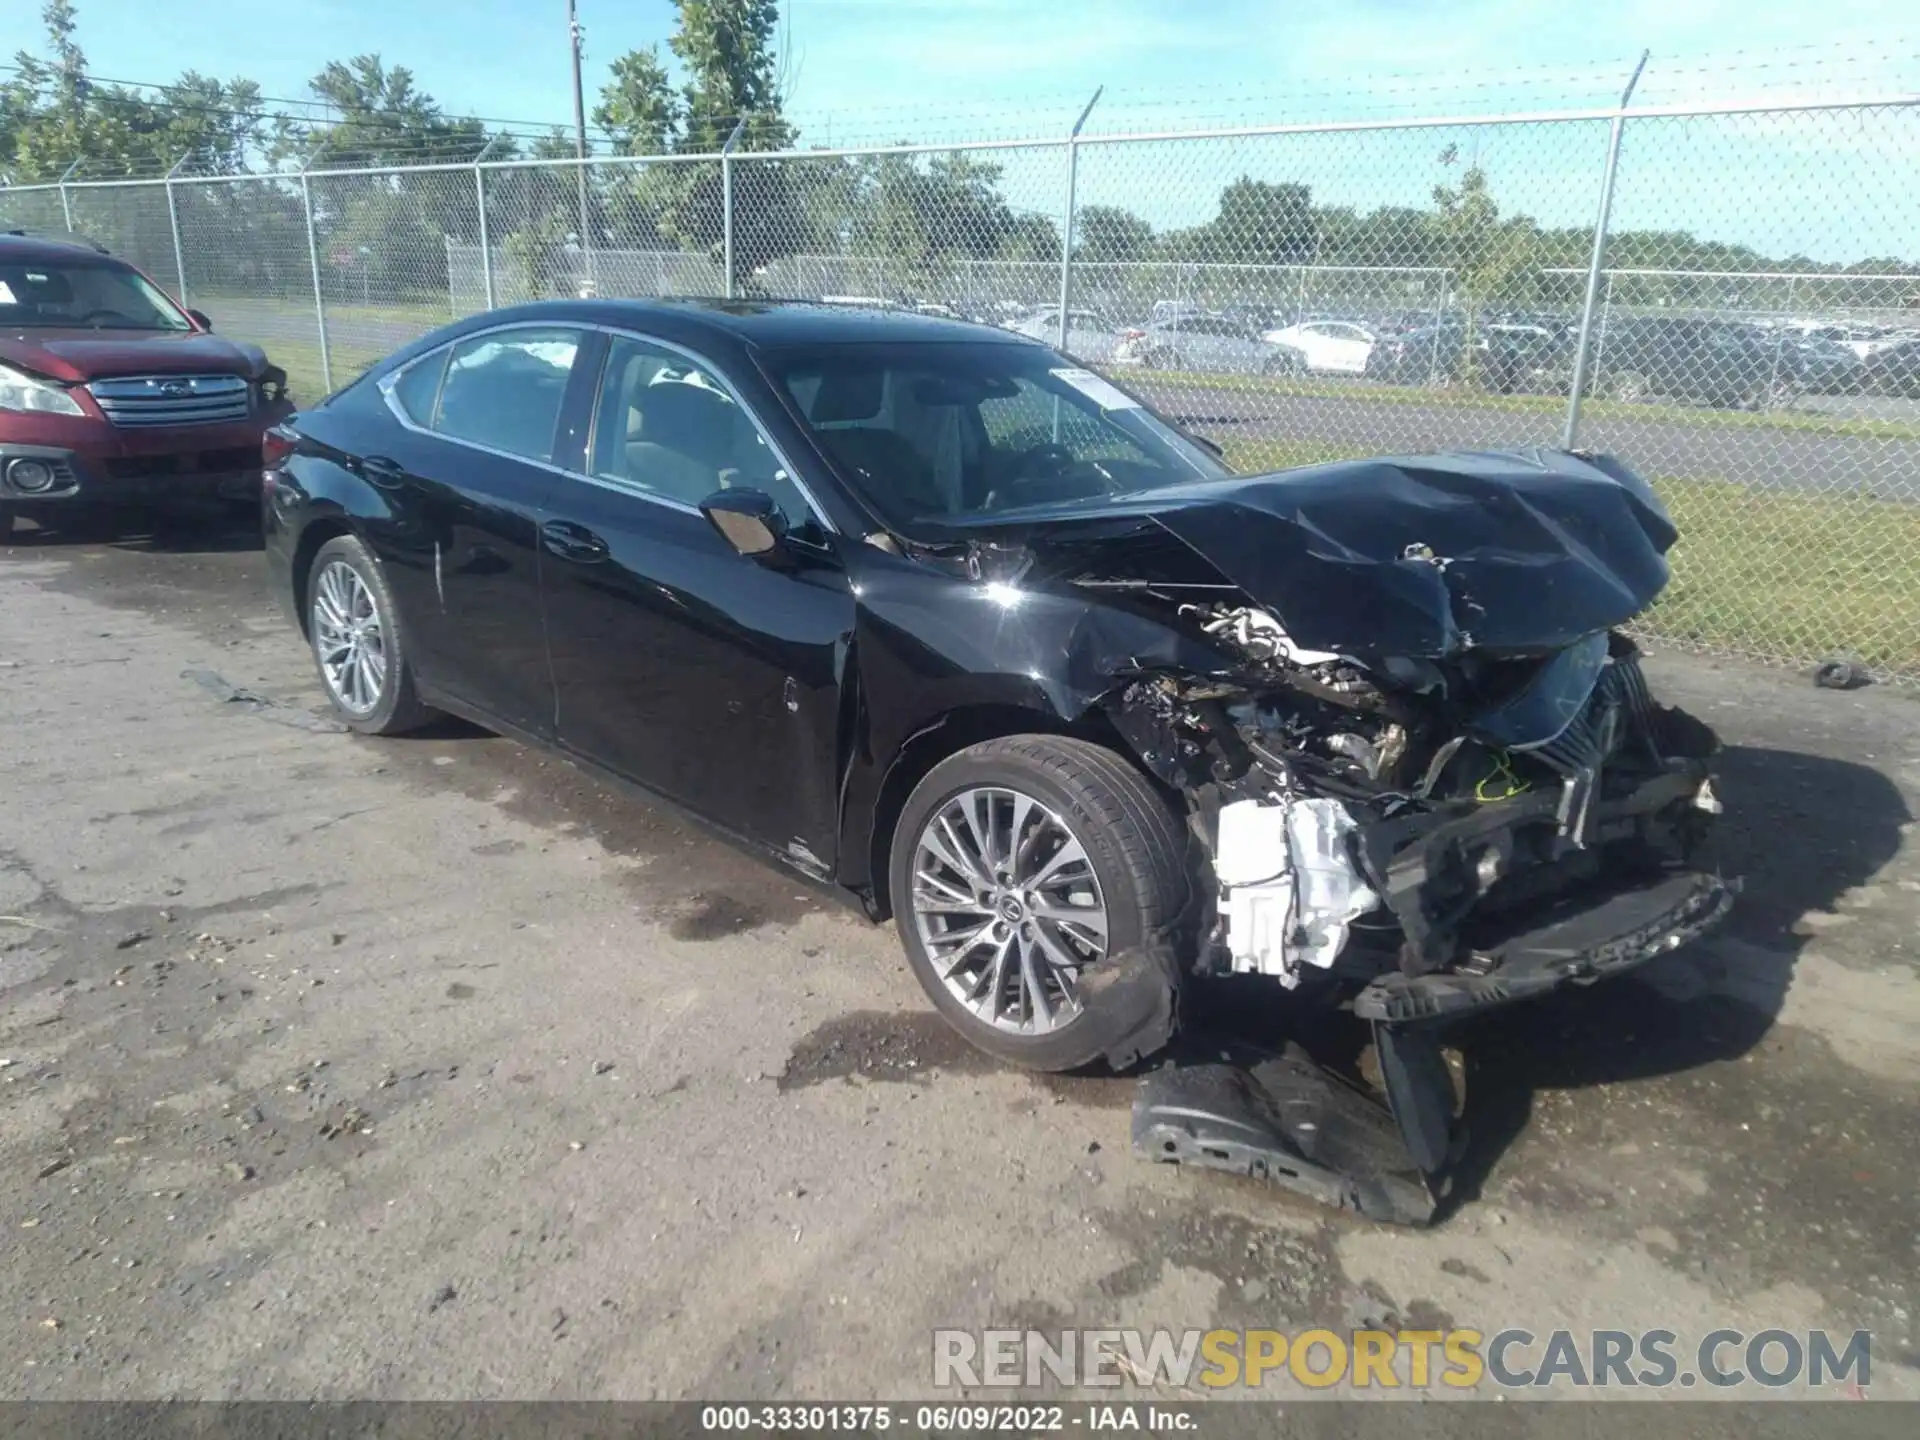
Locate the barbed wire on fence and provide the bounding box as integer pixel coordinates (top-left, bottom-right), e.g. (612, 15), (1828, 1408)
(3, 89), (1917, 684)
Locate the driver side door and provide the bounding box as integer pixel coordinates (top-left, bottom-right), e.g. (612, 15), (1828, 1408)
(537, 332), (856, 867)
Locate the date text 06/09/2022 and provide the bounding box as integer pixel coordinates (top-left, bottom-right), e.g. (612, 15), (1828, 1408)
(698, 1403), (1197, 1434)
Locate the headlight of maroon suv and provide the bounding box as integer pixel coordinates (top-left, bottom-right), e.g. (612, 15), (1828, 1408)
(0, 362), (86, 417)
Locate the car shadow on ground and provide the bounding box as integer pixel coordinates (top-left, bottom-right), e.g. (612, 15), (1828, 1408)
(4, 503), (263, 555)
(1171, 741), (1910, 1221)
(1436, 741), (1911, 1216)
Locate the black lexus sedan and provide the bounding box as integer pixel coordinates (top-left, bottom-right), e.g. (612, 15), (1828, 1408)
(263, 299), (1730, 1206)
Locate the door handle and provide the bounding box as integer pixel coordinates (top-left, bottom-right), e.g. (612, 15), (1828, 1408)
(540, 519), (609, 564)
(360, 455), (408, 489)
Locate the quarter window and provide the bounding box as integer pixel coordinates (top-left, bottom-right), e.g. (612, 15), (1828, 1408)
(432, 327), (583, 462)
(389, 349), (448, 424)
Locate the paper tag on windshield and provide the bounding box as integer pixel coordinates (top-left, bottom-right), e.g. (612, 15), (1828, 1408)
(0, 281), (16, 304)
(1051, 367), (1140, 411)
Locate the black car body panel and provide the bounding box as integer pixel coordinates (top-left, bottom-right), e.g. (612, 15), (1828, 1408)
(928, 448), (1677, 659)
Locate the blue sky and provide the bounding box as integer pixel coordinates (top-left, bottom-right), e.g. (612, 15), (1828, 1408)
(9, 0), (1910, 138)
(5, 0), (1915, 260)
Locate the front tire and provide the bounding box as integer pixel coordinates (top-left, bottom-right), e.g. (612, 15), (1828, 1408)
(890, 735), (1189, 1072)
(306, 534), (437, 736)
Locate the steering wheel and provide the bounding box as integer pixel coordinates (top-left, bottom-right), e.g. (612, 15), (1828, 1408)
(78, 308), (138, 327)
(1018, 442), (1077, 477)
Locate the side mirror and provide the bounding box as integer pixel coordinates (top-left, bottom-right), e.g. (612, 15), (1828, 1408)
(188, 308), (214, 331)
(700, 487), (788, 558)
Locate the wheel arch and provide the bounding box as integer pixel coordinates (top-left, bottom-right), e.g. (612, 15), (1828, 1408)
(860, 701), (1160, 922)
(288, 512), (361, 640)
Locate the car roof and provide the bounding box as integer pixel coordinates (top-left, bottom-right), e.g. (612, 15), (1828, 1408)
(0, 232), (121, 264)
(480, 296), (1034, 349)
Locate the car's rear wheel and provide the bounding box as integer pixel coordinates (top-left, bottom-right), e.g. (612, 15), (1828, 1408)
(306, 534), (437, 736)
(890, 735), (1189, 1073)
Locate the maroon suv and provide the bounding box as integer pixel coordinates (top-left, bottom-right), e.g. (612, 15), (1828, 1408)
(0, 232), (293, 539)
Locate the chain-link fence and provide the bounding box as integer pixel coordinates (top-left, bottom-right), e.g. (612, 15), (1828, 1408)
(4, 92), (1918, 682)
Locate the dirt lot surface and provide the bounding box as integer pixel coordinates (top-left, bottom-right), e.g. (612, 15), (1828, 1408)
(2, 508), (1918, 1407)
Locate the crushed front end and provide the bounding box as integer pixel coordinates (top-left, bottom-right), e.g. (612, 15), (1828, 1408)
(1113, 613), (1732, 1221)
(941, 448), (1736, 1220)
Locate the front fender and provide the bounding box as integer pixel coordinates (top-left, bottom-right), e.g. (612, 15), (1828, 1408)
(831, 546), (1231, 898)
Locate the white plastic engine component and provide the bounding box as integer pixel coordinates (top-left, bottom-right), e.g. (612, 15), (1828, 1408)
(1213, 796), (1380, 986)
(1199, 606), (1344, 667)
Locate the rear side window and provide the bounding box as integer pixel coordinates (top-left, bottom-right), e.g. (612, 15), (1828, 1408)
(388, 350), (448, 424)
(432, 327), (583, 462)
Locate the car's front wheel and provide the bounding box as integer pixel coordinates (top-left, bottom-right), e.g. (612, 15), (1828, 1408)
(306, 534), (437, 736)
(890, 735), (1189, 1073)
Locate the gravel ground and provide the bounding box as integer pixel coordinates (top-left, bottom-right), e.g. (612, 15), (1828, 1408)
(2, 508), (1917, 1406)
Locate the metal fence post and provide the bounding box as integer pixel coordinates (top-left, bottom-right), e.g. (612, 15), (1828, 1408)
(1563, 50), (1650, 450)
(163, 153), (190, 306)
(722, 119), (748, 299)
(1056, 88), (1103, 353)
(299, 167), (333, 393)
(473, 134), (501, 312)
(57, 159), (80, 230)
(1763, 273), (1798, 410)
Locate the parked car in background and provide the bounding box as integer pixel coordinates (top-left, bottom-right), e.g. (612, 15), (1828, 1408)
(1112, 315), (1304, 375)
(1579, 316), (1799, 410)
(1775, 330), (1864, 395)
(0, 231), (292, 540)
(1012, 306), (1119, 364)
(1260, 319), (1375, 374)
(1862, 335), (1920, 397)
(1365, 320), (1565, 392)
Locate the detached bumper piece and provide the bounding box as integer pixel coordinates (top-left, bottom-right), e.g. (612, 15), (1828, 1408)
(1133, 869), (1732, 1226)
(1353, 869), (1734, 1023)
(1131, 1043), (1443, 1226)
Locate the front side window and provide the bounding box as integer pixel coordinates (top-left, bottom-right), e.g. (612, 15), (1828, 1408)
(0, 258), (190, 331)
(432, 327), (583, 462)
(764, 342), (1227, 532)
(588, 334), (815, 530)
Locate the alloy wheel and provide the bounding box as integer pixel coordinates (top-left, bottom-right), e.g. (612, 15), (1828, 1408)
(908, 786), (1109, 1035)
(311, 559), (388, 716)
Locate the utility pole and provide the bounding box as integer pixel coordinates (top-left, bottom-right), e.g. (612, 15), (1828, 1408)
(567, 0), (594, 295)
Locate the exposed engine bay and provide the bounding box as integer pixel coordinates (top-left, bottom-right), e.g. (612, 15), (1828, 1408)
(1106, 600), (1733, 1223)
(1110, 602), (1729, 997)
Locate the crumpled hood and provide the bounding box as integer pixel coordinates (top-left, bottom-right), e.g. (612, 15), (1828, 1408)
(0, 329), (270, 384)
(955, 448), (1677, 658)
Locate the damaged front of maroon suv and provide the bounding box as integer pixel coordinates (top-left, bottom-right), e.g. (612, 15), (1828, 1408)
(938, 448), (1733, 1222)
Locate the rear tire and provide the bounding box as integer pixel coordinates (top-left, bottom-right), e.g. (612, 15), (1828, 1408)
(890, 735), (1189, 1073)
(305, 534), (438, 736)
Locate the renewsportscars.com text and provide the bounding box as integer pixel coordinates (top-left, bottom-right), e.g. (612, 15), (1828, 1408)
(933, 1327), (1873, 1391)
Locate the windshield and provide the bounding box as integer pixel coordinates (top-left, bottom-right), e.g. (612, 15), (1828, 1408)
(0, 258), (191, 331)
(760, 341), (1228, 530)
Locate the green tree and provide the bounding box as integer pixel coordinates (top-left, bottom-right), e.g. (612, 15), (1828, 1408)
(592, 0), (798, 288)
(594, 47), (678, 156)
(1076, 204), (1152, 265)
(284, 55), (488, 168)
(1431, 165), (1539, 383)
(1204, 177), (1315, 265)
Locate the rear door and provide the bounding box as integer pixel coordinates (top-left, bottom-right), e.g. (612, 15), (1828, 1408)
(362, 323), (594, 736)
